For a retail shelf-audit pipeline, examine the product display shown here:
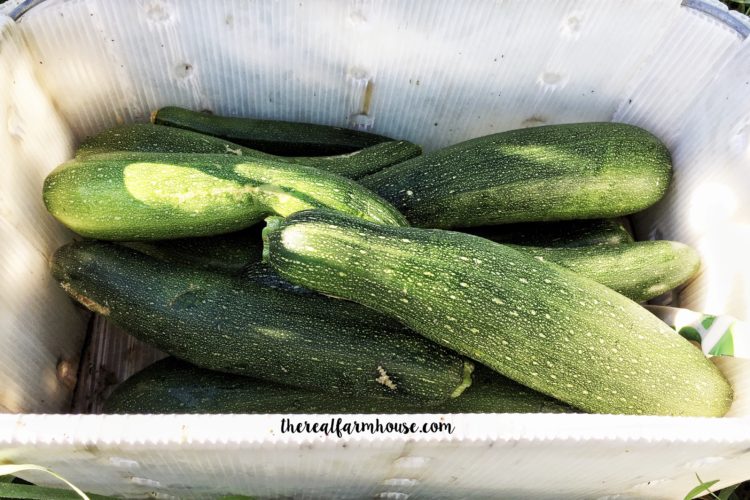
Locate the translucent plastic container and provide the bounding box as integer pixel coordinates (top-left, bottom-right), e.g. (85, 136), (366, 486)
(1, 0), (750, 498)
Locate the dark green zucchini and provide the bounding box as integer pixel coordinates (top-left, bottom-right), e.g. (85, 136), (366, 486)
(360, 122), (672, 228)
(122, 224), (264, 274)
(510, 240), (701, 302)
(152, 106), (393, 156)
(103, 358), (575, 414)
(77, 124), (421, 179)
(437, 364), (577, 414)
(52, 241), (473, 402)
(466, 219), (633, 247)
(125, 235), (314, 294)
(43, 152), (407, 240)
(122, 236), (308, 295)
(264, 209), (732, 416)
(242, 262), (316, 296)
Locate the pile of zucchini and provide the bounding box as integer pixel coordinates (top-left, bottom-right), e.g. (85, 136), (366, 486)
(44, 108), (732, 416)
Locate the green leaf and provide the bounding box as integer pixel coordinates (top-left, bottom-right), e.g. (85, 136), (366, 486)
(717, 483), (741, 500)
(219, 496), (257, 500)
(708, 328), (735, 356)
(0, 475), (12, 484)
(678, 326), (703, 343)
(683, 475), (720, 500)
(701, 315), (717, 330)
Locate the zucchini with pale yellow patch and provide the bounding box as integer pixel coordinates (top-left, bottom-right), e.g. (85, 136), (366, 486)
(43, 152), (407, 240)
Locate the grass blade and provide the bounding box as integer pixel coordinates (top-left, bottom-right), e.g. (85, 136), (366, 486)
(0, 465), (89, 500)
(0, 482), (116, 500)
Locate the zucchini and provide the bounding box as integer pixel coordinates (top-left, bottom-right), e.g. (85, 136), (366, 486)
(43, 152), (407, 240)
(77, 124), (421, 179)
(51, 241), (472, 402)
(466, 219), (633, 248)
(103, 358), (575, 414)
(123, 236), (308, 295)
(125, 235), (316, 294)
(360, 123), (672, 228)
(511, 240), (701, 302)
(242, 262), (316, 296)
(123, 224), (264, 274)
(152, 106), (393, 156)
(264, 209), (732, 416)
(437, 364), (577, 414)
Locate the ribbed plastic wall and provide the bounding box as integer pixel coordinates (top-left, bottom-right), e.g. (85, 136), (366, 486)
(0, 15), (87, 413)
(3, 413), (750, 498)
(1, 0), (750, 498)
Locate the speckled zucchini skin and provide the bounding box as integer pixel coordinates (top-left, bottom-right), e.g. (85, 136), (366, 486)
(43, 152), (407, 240)
(511, 241), (701, 303)
(466, 219), (633, 247)
(104, 358), (574, 414)
(77, 124), (421, 179)
(361, 123), (672, 228)
(265, 210), (732, 416)
(51, 241), (472, 402)
(153, 106), (393, 156)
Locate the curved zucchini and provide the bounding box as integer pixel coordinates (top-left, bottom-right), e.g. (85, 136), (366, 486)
(104, 358), (575, 414)
(361, 122), (672, 228)
(511, 241), (701, 302)
(466, 219), (633, 248)
(77, 124), (421, 179)
(152, 106), (393, 156)
(51, 241), (472, 402)
(264, 210), (732, 416)
(43, 152), (407, 240)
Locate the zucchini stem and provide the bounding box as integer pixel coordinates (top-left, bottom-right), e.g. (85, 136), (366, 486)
(262, 216), (285, 262)
(450, 360), (475, 398)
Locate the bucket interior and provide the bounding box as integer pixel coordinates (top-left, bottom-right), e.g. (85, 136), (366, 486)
(0, 0), (749, 416)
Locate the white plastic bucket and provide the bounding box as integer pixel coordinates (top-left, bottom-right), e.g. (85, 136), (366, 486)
(1, 0), (750, 497)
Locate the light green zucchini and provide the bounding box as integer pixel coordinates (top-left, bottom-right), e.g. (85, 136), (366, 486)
(264, 209), (732, 416)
